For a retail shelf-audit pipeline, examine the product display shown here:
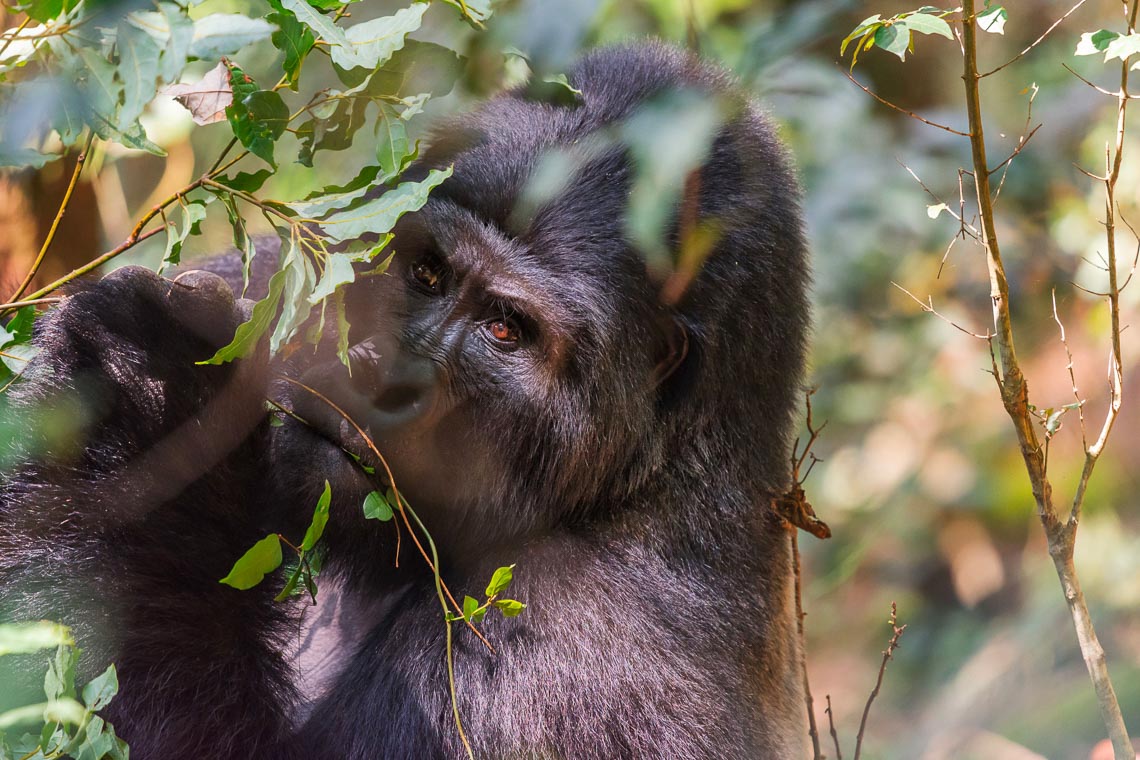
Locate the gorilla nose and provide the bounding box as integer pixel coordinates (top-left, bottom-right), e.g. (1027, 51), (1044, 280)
(347, 338), (438, 424)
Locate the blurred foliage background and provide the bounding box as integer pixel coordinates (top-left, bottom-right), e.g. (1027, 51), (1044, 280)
(4, 0), (1140, 757)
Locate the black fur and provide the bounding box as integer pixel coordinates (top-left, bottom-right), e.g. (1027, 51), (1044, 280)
(0, 42), (809, 759)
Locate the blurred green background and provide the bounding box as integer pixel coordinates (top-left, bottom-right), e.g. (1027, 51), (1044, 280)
(4, 1), (1140, 757)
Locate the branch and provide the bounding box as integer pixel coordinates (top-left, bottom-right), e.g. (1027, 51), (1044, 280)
(960, 2), (1133, 755)
(852, 602), (906, 760)
(892, 282), (992, 339)
(8, 132), (95, 302)
(980, 0), (1090, 77)
(792, 534), (823, 760)
(843, 70), (970, 136)
(826, 695), (843, 760)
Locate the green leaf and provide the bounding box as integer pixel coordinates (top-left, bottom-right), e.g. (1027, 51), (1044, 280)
(159, 199), (207, 271)
(73, 715), (114, 760)
(318, 168), (451, 243)
(274, 561), (304, 601)
(215, 169), (273, 193)
(0, 622), (72, 656)
(269, 10), (315, 90)
(873, 22), (911, 60)
(309, 253), (356, 304)
(492, 598), (525, 617)
(226, 80), (289, 168)
(188, 15), (276, 59)
(1104, 33), (1140, 62)
(904, 13), (953, 40)
(80, 665), (118, 711)
(977, 4), (1007, 35)
(116, 20), (163, 128)
(24, 0), (78, 23)
(1076, 29), (1119, 56)
(44, 643), (77, 701)
(484, 564), (514, 597)
(330, 4), (427, 71)
(157, 3), (193, 83)
(199, 267), (287, 364)
(219, 533), (283, 590)
(840, 14), (881, 55)
(301, 481), (332, 551)
(269, 236), (317, 353)
(462, 595), (479, 620)
(277, 0), (351, 50)
(375, 103), (410, 177)
(363, 490), (393, 521)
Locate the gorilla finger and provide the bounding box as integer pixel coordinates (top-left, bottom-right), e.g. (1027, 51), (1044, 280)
(168, 270), (240, 348)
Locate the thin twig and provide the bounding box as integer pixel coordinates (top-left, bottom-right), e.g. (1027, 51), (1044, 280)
(843, 70), (970, 136)
(892, 282), (992, 339)
(980, 0), (1090, 76)
(276, 375), (481, 760)
(0, 297), (63, 311)
(1052, 290), (1087, 448)
(8, 132), (95, 302)
(826, 695), (843, 760)
(792, 534), (822, 760)
(852, 603), (906, 760)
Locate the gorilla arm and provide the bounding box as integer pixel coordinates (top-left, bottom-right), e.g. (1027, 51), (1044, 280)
(0, 267), (298, 759)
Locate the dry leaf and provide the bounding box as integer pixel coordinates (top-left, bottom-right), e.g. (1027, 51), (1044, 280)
(161, 61), (233, 125)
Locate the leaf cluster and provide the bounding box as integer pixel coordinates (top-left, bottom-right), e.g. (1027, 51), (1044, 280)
(0, 622), (126, 760)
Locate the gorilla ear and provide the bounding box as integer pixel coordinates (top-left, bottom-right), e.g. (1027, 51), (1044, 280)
(652, 313), (690, 389)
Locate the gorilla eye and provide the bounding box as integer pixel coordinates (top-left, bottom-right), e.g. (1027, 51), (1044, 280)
(410, 254), (444, 294)
(486, 318), (522, 345)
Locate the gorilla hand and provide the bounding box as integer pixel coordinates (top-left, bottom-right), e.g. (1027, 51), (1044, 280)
(10, 265), (268, 520)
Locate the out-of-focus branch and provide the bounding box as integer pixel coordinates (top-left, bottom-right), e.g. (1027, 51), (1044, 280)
(8, 132), (95, 302)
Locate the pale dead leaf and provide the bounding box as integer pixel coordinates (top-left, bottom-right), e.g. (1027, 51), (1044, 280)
(161, 61), (232, 125)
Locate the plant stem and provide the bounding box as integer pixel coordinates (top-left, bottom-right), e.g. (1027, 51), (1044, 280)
(9, 132), (95, 302)
(961, 3), (1132, 756)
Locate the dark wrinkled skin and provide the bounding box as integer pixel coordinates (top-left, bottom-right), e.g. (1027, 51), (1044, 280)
(0, 43), (810, 759)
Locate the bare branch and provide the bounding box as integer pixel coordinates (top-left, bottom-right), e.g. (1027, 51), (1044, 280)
(826, 695), (843, 760)
(8, 132), (95, 302)
(981, 0), (1090, 77)
(1052, 290), (1088, 448)
(852, 603), (907, 760)
(843, 70), (970, 136)
(892, 282), (993, 339)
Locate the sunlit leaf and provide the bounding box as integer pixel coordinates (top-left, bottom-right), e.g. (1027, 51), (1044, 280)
(219, 534), (283, 590)
(301, 481), (332, 551)
(485, 564), (514, 597)
(977, 4), (1007, 35)
(493, 598), (525, 617)
(363, 490), (393, 521)
(318, 168), (451, 242)
(0, 622), (73, 656)
(330, 4), (427, 71)
(1076, 29), (1119, 56)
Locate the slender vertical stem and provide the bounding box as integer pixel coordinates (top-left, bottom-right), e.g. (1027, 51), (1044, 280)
(960, 3), (1132, 756)
(9, 132), (96, 302)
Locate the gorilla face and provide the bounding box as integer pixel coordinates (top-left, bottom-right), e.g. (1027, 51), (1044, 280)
(274, 182), (671, 559)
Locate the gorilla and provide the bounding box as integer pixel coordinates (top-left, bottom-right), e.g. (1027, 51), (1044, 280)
(0, 41), (810, 759)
